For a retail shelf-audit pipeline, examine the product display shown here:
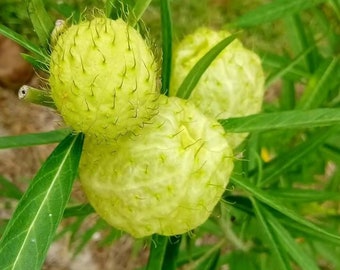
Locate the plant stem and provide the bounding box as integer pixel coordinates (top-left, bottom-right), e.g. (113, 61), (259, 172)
(218, 203), (251, 252)
(186, 238), (226, 270)
(18, 85), (56, 109)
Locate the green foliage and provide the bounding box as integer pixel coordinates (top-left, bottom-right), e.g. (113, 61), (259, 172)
(25, 0), (54, 47)
(0, 128), (71, 149)
(219, 109), (340, 132)
(0, 24), (48, 62)
(0, 0), (339, 269)
(231, 0), (329, 27)
(160, 0), (172, 95)
(0, 133), (84, 269)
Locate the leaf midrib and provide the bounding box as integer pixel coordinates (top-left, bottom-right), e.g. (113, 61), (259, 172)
(11, 136), (77, 269)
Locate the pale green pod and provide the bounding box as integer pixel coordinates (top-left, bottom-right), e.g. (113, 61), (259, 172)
(170, 28), (265, 148)
(79, 95), (234, 238)
(49, 17), (159, 139)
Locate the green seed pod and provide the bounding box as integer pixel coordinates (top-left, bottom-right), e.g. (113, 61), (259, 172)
(170, 28), (265, 148)
(49, 17), (159, 139)
(79, 95), (234, 238)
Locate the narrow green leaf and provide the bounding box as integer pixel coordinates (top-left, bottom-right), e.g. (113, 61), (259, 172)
(285, 15), (317, 72)
(322, 143), (340, 166)
(0, 176), (23, 200)
(231, 175), (340, 246)
(160, 0), (173, 95)
(229, 195), (340, 246)
(312, 8), (339, 54)
(279, 214), (340, 245)
(73, 219), (107, 256)
(54, 216), (86, 243)
(21, 53), (49, 72)
(128, 0), (152, 27)
(162, 236), (182, 270)
(224, 251), (258, 270)
(263, 207), (319, 270)
(176, 245), (213, 267)
(219, 109), (340, 133)
(146, 235), (168, 270)
(261, 52), (311, 80)
(105, 0), (117, 17)
(0, 133), (84, 270)
(98, 228), (122, 247)
(186, 241), (225, 270)
(268, 189), (340, 203)
(0, 128), (72, 149)
(223, 195), (254, 217)
(232, 0), (328, 27)
(279, 79), (295, 110)
(251, 199), (292, 270)
(265, 47), (314, 88)
(176, 35), (236, 99)
(259, 127), (336, 186)
(298, 57), (339, 109)
(63, 204), (94, 218)
(196, 249), (220, 270)
(25, 0), (54, 47)
(0, 24), (48, 60)
(314, 242), (340, 269)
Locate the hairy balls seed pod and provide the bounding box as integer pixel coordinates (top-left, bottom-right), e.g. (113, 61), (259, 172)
(79, 95), (234, 238)
(49, 17), (159, 139)
(170, 28), (265, 148)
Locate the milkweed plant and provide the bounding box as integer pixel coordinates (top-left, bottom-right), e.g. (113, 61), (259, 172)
(0, 0), (340, 269)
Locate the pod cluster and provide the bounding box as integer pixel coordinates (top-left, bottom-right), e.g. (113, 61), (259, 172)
(49, 17), (263, 238)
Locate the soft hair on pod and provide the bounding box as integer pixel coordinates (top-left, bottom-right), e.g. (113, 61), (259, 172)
(79, 95), (234, 238)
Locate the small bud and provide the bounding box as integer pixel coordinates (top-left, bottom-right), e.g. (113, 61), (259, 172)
(50, 19), (67, 49)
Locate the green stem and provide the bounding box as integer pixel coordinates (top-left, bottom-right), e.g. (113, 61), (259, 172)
(18, 85), (56, 109)
(186, 239), (225, 270)
(218, 204), (251, 251)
